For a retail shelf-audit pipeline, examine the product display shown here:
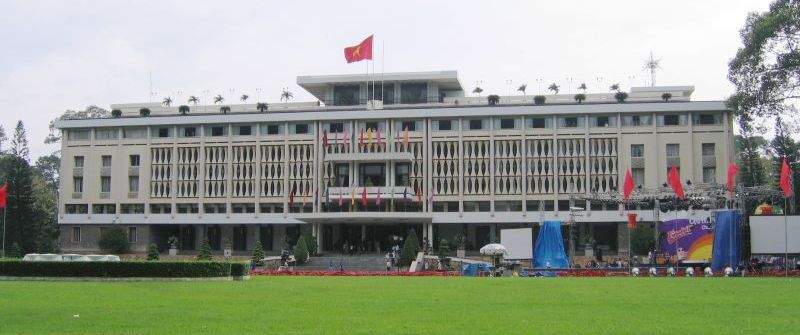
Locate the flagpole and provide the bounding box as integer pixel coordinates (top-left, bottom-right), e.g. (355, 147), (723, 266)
(785, 196), (789, 277)
(2, 207), (6, 258)
(381, 40), (385, 102)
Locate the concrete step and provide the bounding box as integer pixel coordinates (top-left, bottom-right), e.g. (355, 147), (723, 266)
(299, 255), (392, 271)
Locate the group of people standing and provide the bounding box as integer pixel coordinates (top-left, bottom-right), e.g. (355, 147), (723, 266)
(385, 244), (401, 271)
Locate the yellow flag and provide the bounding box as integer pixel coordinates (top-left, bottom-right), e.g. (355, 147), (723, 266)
(367, 128), (373, 146)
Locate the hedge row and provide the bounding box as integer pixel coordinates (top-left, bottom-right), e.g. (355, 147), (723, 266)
(0, 260), (250, 278)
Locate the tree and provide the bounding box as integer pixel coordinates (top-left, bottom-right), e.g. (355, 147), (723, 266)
(213, 95), (224, 104)
(280, 89), (293, 102)
(472, 87), (483, 96)
(162, 97), (172, 107)
(0, 125), (7, 152)
(98, 225), (130, 254)
(400, 229), (420, 266)
(111, 109), (122, 118)
(45, 106), (109, 144)
(301, 229), (317, 255)
(533, 95), (546, 105)
(661, 92), (672, 101)
(578, 83), (587, 92)
(735, 134), (769, 187)
(517, 84), (527, 96)
(728, 0), (800, 120)
(609, 83), (621, 92)
(294, 236), (309, 264)
(0, 123), (36, 254)
(770, 115), (800, 212)
(438, 239), (451, 261)
(147, 243), (160, 261)
(220, 106), (231, 114)
(35, 153), (60, 190)
(31, 174), (58, 253)
(574, 93), (586, 103)
(11, 121), (29, 160)
(547, 83), (560, 95)
(188, 96), (199, 105)
(240, 94), (249, 103)
(178, 105), (190, 115)
(6, 242), (21, 258)
(197, 239), (213, 261)
(257, 103), (268, 113)
(630, 224), (656, 255)
(614, 91), (629, 103)
(252, 241), (265, 266)
(139, 108), (150, 117)
(487, 94), (500, 105)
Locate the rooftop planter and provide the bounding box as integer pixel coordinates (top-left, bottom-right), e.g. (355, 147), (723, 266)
(139, 108), (150, 117)
(534, 95), (546, 105)
(574, 94), (586, 104)
(111, 109), (122, 118)
(615, 91), (629, 103)
(487, 95), (500, 106)
(662, 92), (672, 102)
(178, 105), (190, 115)
(257, 102), (268, 113)
(220, 106), (231, 114)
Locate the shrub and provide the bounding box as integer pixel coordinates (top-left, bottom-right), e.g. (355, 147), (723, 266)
(574, 93), (586, 103)
(631, 224), (656, 255)
(178, 105), (190, 115)
(111, 109), (122, 118)
(251, 241), (265, 266)
(220, 106), (231, 114)
(487, 94), (500, 106)
(139, 108), (150, 117)
(438, 239), (451, 260)
(98, 226), (130, 254)
(0, 260), (247, 278)
(295, 236), (309, 264)
(400, 229), (420, 266)
(147, 243), (159, 261)
(197, 239), (213, 261)
(614, 91), (629, 103)
(662, 92), (672, 101)
(533, 95), (546, 105)
(302, 230), (317, 255)
(256, 102), (268, 113)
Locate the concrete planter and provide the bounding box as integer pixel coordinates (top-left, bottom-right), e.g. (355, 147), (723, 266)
(168, 248), (178, 256)
(224, 249), (232, 257)
(584, 244), (594, 258)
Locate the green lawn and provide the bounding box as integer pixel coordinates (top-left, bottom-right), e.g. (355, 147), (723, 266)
(0, 277), (797, 334)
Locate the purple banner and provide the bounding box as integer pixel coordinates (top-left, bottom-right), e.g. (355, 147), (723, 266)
(659, 216), (714, 261)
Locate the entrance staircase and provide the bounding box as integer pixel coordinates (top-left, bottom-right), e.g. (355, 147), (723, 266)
(298, 255), (389, 271)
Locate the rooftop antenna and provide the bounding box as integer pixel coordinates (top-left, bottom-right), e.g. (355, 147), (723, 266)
(643, 51), (661, 87)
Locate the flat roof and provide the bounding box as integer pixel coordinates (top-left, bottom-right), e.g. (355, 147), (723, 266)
(297, 70), (463, 101)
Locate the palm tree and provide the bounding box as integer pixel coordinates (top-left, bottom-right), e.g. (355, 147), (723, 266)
(548, 83), (560, 95)
(162, 97), (173, 107)
(280, 89), (293, 102)
(214, 95), (224, 104)
(188, 96), (199, 105)
(578, 83), (587, 92)
(472, 87), (483, 96)
(609, 83), (620, 92)
(517, 84), (527, 96)
(240, 94), (249, 103)
(661, 92), (672, 102)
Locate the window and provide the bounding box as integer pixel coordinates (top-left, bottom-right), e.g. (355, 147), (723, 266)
(177, 204), (200, 214)
(101, 155), (112, 167)
(527, 117), (551, 129)
(129, 176), (139, 192)
(465, 119), (486, 130)
(701, 143), (715, 156)
(95, 128), (118, 140)
(334, 163), (349, 186)
(368, 83), (395, 104)
(632, 168), (645, 187)
(234, 125), (253, 136)
(401, 121), (416, 131)
(73, 177), (83, 193)
(262, 124), (282, 135)
(207, 126), (226, 137)
(67, 129), (90, 140)
(498, 118), (518, 129)
(204, 203), (227, 214)
(434, 120), (453, 131)
(120, 204), (144, 214)
(359, 163), (386, 187)
(666, 144), (680, 157)
(631, 145), (644, 158)
(65, 204), (88, 214)
(365, 122), (379, 131)
(658, 114), (687, 126)
(129, 155), (140, 167)
(128, 227), (137, 243)
(123, 127), (147, 139)
(333, 85), (360, 106)
(558, 116), (583, 128)
(694, 113), (722, 125)
(181, 127), (197, 137)
(155, 127), (172, 138)
(329, 122), (344, 133)
(395, 163), (410, 186)
(150, 204), (172, 214)
(71, 227), (81, 242)
(703, 167), (716, 183)
(590, 115), (616, 127)
(292, 124), (310, 134)
(623, 115), (652, 127)
(92, 204), (116, 214)
(74, 156), (84, 168)
(101, 176), (111, 193)
(400, 82), (428, 104)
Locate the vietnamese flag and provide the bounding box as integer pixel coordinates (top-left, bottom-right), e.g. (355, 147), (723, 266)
(623, 169), (634, 202)
(668, 166), (685, 200)
(727, 162), (739, 194)
(344, 35), (373, 63)
(0, 182), (7, 208)
(780, 158), (793, 197)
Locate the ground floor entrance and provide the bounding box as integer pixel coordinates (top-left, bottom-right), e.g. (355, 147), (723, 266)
(320, 224), (423, 254)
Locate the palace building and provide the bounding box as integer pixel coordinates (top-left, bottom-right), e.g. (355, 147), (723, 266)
(55, 70), (732, 258)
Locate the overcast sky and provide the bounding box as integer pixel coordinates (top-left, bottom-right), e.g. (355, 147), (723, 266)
(0, 0), (772, 160)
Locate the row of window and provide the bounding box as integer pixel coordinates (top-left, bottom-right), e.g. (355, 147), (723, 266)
(75, 155), (140, 168)
(65, 203), (284, 215)
(69, 226), (136, 243)
(629, 143), (717, 185)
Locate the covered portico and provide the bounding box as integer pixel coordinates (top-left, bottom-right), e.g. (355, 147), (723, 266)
(296, 212), (433, 253)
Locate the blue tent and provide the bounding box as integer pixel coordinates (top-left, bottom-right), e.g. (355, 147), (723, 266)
(462, 262), (493, 277)
(533, 220), (569, 268)
(711, 210), (741, 272)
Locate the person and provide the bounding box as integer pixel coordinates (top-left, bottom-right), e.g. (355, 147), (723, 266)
(546, 260), (552, 269)
(328, 261), (334, 272)
(339, 261), (344, 272)
(631, 267), (640, 277)
(385, 253), (391, 272)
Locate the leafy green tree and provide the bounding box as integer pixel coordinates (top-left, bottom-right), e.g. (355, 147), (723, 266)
(188, 96), (199, 105)
(574, 93), (586, 103)
(147, 243), (160, 261)
(0, 125), (7, 152)
(630, 224), (656, 255)
(487, 95), (500, 105)
(294, 236), (309, 264)
(438, 238), (451, 260)
(45, 106), (109, 144)
(162, 97), (172, 107)
(301, 229), (317, 255)
(31, 175), (58, 253)
(98, 225), (130, 254)
(400, 229), (420, 266)
(517, 84), (527, 96)
(728, 0), (800, 120)
(252, 241), (266, 266)
(547, 83), (560, 95)
(0, 122), (36, 254)
(34, 154), (60, 190)
(197, 239), (213, 261)
(213, 95), (224, 104)
(770, 116), (800, 212)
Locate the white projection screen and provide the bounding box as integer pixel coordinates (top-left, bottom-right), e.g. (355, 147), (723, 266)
(749, 216), (800, 254)
(500, 228), (533, 260)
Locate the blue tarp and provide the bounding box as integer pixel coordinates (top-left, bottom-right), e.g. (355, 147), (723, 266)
(711, 210), (741, 272)
(533, 220), (569, 268)
(462, 262), (493, 277)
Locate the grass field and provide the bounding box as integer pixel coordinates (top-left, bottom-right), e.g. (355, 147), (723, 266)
(0, 277), (797, 334)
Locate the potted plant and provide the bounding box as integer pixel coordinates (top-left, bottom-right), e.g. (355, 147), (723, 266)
(487, 94), (500, 106)
(167, 235), (179, 256)
(614, 91), (629, 103)
(533, 95), (546, 105)
(454, 233), (467, 258)
(574, 93), (586, 104)
(256, 102), (268, 113)
(220, 106), (231, 114)
(139, 108), (151, 117)
(111, 109), (122, 118)
(661, 92), (672, 102)
(583, 235), (596, 257)
(223, 237), (233, 257)
(178, 105), (190, 115)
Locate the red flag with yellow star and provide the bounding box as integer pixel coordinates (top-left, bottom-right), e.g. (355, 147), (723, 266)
(344, 35), (373, 63)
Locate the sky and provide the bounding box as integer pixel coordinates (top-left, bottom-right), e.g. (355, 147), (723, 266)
(0, 0), (773, 160)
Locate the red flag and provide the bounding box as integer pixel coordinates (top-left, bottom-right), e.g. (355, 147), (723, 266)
(344, 35), (373, 63)
(361, 187), (368, 207)
(376, 187), (381, 206)
(780, 158), (793, 197)
(322, 130), (328, 149)
(668, 166), (685, 200)
(289, 190), (295, 209)
(0, 182), (7, 208)
(627, 213), (638, 229)
(623, 169), (634, 202)
(727, 162), (739, 194)
(416, 185), (422, 203)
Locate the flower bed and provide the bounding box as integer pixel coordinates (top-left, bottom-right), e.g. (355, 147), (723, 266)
(253, 270), (461, 277)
